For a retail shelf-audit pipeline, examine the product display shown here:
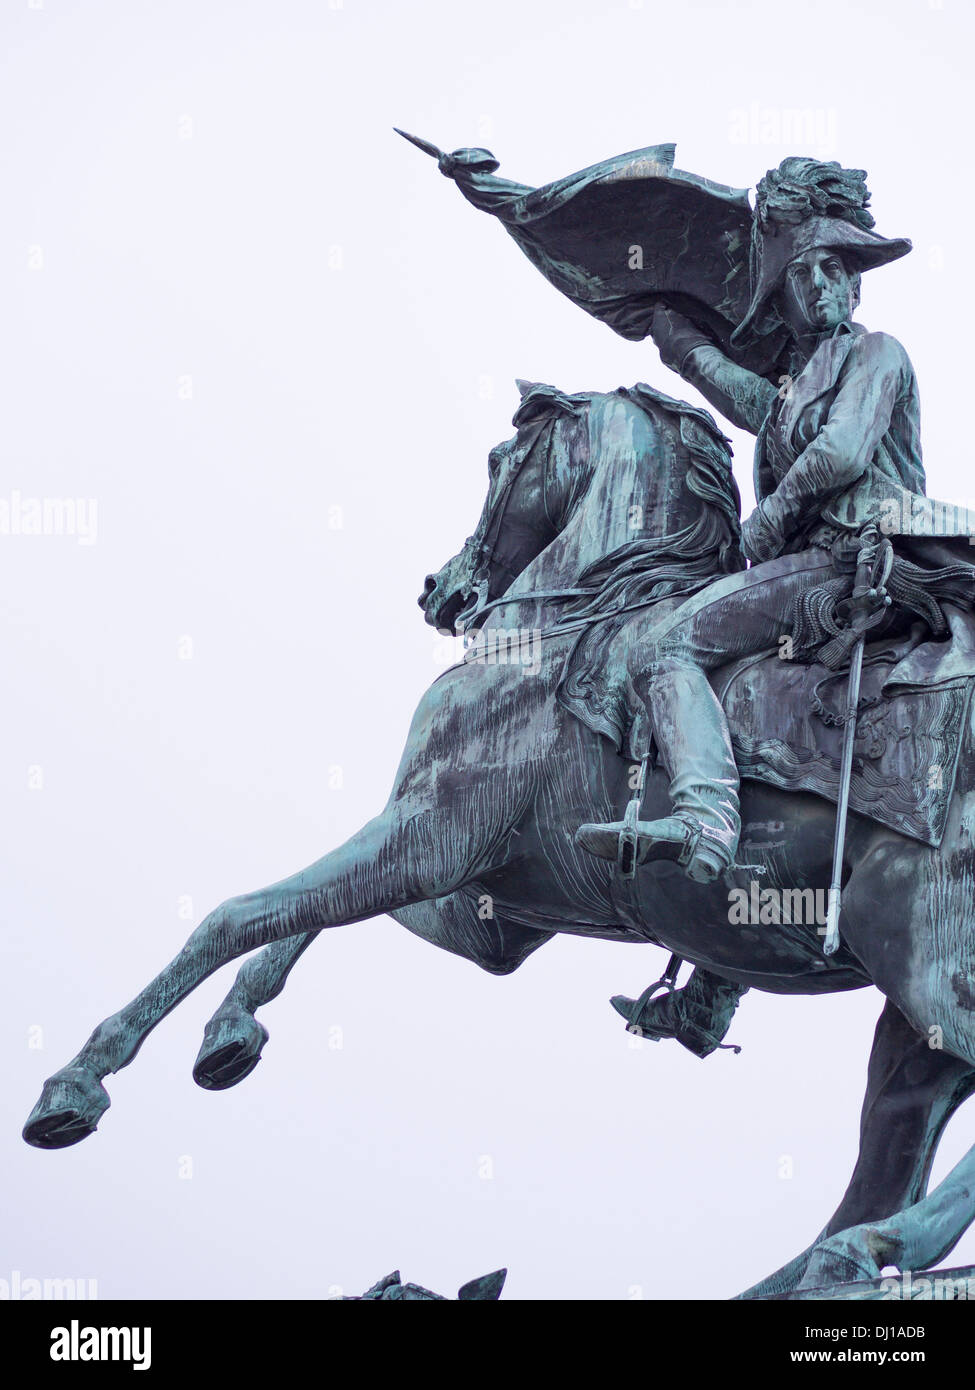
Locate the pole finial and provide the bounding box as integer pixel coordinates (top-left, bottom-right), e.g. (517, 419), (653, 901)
(393, 128), (443, 160)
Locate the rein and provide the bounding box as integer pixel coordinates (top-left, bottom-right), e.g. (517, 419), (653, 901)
(458, 581), (715, 661)
(462, 586), (594, 625)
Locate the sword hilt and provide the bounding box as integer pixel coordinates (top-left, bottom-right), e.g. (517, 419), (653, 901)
(850, 524), (894, 627)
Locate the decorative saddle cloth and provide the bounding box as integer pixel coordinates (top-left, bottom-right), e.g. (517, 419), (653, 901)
(720, 638), (973, 848)
(559, 611), (975, 849)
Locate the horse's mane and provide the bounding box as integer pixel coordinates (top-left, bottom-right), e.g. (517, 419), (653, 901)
(560, 388), (745, 624)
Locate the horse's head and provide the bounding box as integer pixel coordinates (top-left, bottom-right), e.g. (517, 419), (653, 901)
(418, 436), (553, 634)
(418, 534), (485, 634)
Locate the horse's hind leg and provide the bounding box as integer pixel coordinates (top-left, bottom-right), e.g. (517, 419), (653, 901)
(796, 814), (975, 1287)
(738, 999), (975, 1297)
(192, 898), (553, 1091)
(23, 794), (511, 1149)
(801, 1133), (975, 1288)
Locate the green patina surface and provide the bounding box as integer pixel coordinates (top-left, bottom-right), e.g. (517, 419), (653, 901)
(22, 138), (975, 1301)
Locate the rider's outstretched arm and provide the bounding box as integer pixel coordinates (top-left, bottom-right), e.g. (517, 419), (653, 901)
(651, 306), (777, 436)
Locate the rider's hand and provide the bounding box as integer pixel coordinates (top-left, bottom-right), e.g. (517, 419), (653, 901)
(741, 503), (785, 564)
(650, 305), (714, 374)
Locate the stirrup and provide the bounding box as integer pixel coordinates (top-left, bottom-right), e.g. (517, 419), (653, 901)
(576, 809), (734, 884)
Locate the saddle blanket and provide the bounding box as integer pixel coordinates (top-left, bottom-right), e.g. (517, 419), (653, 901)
(559, 604), (975, 848)
(721, 643), (972, 848)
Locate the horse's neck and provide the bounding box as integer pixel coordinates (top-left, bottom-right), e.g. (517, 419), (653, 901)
(484, 392), (706, 629)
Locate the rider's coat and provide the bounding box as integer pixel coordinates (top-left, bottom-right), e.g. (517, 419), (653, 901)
(683, 321), (975, 554)
(678, 322), (975, 689)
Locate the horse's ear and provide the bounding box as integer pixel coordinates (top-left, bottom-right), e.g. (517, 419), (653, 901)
(515, 378), (535, 399)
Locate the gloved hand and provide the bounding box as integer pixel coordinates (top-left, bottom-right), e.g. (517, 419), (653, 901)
(650, 305), (713, 374)
(741, 502), (786, 564)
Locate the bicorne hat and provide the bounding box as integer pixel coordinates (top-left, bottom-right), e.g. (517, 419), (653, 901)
(730, 159), (912, 346)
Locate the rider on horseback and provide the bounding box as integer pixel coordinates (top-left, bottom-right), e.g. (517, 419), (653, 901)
(578, 158), (975, 883)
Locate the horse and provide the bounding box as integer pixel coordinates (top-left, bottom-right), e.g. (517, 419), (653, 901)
(22, 380), (975, 1298)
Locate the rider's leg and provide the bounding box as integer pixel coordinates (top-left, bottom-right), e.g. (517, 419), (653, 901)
(578, 549), (836, 880)
(612, 965), (748, 1057)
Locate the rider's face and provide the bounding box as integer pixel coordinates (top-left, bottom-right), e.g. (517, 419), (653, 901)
(778, 248), (858, 337)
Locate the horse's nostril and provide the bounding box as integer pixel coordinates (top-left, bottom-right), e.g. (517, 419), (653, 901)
(419, 575), (438, 609)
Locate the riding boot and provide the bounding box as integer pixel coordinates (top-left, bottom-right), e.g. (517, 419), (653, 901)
(576, 658), (741, 883)
(610, 967), (748, 1058)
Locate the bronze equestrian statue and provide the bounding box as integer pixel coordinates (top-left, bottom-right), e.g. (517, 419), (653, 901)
(22, 139), (975, 1299)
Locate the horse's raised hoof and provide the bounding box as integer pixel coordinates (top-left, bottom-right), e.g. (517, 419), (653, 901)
(22, 1067), (110, 1149)
(193, 1006), (269, 1091)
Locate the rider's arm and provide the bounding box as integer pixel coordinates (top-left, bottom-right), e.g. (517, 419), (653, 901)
(680, 345), (778, 436)
(751, 332), (912, 555)
(652, 307), (777, 435)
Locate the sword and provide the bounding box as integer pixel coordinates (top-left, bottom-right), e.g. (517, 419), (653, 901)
(822, 526), (893, 955)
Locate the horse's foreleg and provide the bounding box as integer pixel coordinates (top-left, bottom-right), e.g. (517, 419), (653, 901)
(23, 799), (503, 1149)
(738, 999), (975, 1298)
(192, 896), (554, 1091)
(192, 933), (319, 1090)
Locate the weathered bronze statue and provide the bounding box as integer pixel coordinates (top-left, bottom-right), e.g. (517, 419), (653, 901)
(23, 137), (975, 1299)
(575, 160), (974, 903)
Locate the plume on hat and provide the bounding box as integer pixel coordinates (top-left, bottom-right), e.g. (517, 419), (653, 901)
(754, 158), (876, 234)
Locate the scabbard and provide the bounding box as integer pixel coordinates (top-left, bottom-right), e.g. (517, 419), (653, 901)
(822, 634), (866, 955)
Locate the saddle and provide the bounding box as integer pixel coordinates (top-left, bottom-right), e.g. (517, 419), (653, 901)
(559, 602), (975, 849)
(720, 629), (973, 848)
